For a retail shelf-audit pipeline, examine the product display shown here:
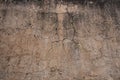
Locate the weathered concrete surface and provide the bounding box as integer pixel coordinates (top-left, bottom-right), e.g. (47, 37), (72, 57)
(0, 3), (120, 80)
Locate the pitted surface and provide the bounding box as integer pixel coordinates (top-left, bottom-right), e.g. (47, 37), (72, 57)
(0, 1), (120, 80)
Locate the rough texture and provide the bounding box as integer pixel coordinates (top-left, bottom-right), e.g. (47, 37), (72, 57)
(0, 2), (120, 80)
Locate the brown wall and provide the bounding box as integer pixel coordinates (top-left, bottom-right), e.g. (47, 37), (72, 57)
(0, 2), (120, 80)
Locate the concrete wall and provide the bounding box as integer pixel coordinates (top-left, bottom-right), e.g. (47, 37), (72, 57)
(0, 2), (120, 80)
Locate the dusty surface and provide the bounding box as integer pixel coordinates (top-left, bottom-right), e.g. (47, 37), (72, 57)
(0, 2), (120, 80)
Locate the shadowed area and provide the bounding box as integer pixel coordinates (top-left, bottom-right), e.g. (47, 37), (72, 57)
(0, 0), (120, 5)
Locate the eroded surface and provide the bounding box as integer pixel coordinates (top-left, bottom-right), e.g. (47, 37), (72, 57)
(0, 3), (120, 80)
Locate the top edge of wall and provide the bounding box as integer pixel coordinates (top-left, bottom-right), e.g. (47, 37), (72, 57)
(0, 0), (120, 13)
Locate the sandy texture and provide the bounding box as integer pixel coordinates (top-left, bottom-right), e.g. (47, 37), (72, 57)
(0, 3), (120, 80)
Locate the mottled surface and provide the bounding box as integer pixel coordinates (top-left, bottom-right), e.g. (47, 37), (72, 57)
(0, 3), (120, 80)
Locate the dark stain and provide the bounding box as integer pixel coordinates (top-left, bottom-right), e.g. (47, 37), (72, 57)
(25, 22), (32, 28)
(6, 56), (10, 62)
(26, 73), (29, 75)
(1, 9), (7, 22)
(50, 67), (57, 72)
(37, 12), (46, 20)
(50, 67), (63, 75)
(57, 69), (62, 75)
